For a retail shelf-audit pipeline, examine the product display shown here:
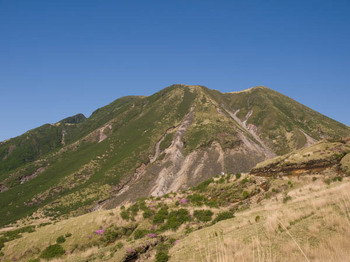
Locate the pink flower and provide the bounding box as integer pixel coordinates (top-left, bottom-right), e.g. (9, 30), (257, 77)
(127, 248), (134, 253)
(174, 240), (180, 245)
(88, 235), (92, 239)
(146, 233), (157, 238)
(179, 198), (188, 204)
(94, 229), (105, 235)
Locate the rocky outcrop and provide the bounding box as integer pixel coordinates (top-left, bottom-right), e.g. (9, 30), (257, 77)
(251, 140), (350, 176)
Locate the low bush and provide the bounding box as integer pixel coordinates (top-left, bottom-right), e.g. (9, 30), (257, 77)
(133, 229), (149, 240)
(242, 190), (249, 199)
(56, 235), (66, 244)
(162, 209), (191, 231)
(283, 195), (292, 203)
(187, 194), (206, 206)
(142, 209), (154, 219)
(155, 243), (170, 262)
(213, 211), (234, 223)
(40, 244), (65, 260)
(241, 177), (249, 184)
(193, 210), (213, 222)
(120, 210), (129, 220)
(194, 178), (213, 192)
(153, 207), (169, 224)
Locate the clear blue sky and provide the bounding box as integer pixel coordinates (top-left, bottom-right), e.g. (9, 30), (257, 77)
(1, 0), (349, 141)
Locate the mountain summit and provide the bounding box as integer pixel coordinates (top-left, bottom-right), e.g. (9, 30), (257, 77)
(0, 85), (349, 226)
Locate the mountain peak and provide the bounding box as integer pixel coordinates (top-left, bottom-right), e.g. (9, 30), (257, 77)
(0, 84), (349, 227)
(226, 85), (270, 94)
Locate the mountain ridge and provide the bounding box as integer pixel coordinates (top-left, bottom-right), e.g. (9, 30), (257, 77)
(0, 84), (349, 227)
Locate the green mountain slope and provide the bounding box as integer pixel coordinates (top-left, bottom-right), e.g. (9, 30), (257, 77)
(0, 84), (349, 227)
(1, 138), (350, 262)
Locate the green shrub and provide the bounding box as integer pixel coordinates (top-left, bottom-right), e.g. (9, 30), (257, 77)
(194, 178), (213, 192)
(283, 195), (292, 203)
(312, 177), (317, 181)
(272, 188), (279, 193)
(133, 229), (150, 240)
(139, 201), (148, 211)
(156, 251), (170, 262)
(241, 177), (248, 184)
(155, 243), (170, 262)
(333, 176), (343, 182)
(116, 242), (124, 249)
(187, 194), (205, 206)
(120, 210), (129, 220)
(162, 209), (191, 231)
(217, 177), (225, 184)
(235, 173), (241, 179)
(142, 209), (154, 219)
(255, 215), (261, 223)
(28, 259), (40, 262)
(129, 203), (139, 216)
(193, 210), (213, 222)
(153, 207), (169, 224)
(242, 190), (249, 199)
(213, 211), (234, 223)
(40, 244), (65, 259)
(205, 199), (219, 208)
(56, 235), (66, 244)
(103, 227), (120, 243)
(65, 233), (72, 238)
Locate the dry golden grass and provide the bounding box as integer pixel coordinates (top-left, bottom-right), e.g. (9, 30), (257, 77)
(2, 175), (350, 262)
(169, 178), (350, 262)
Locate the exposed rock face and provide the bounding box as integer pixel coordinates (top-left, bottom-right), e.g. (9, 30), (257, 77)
(251, 139), (350, 176)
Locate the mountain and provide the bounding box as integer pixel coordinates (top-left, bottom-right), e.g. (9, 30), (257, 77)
(0, 84), (349, 227)
(1, 138), (349, 262)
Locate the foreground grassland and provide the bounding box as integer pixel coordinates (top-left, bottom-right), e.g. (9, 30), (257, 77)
(1, 171), (350, 262)
(170, 178), (350, 262)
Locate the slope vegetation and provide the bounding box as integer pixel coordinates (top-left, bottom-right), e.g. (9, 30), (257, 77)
(0, 138), (349, 261)
(0, 85), (349, 227)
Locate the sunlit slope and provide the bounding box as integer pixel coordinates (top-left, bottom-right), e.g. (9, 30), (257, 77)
(0, 85), (349, 227)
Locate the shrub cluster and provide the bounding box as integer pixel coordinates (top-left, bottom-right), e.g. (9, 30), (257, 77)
(155, 243), (170, 262)
(193, 210), (213, 222)
(213, 211), (234, 223)
(133, 229), (150, 240)
(56, 235), (66, 244)
(162, 209), (192, 231)
(101, 224), (137, 243)
(40, 244), (65, 260)
(153, 207), (169, 224)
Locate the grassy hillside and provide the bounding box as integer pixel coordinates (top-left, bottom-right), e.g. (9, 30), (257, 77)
(1, 138), (350, 261)
(220, 86), (350, 154)
(0, 84), (349, 228)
